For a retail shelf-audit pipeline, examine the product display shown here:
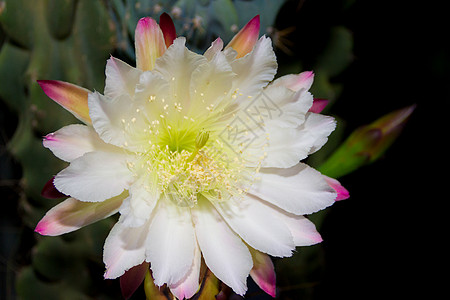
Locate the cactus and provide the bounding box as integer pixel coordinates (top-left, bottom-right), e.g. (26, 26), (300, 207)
(0, 0), (115, 298)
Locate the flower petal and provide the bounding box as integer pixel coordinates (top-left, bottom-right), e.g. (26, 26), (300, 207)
(249, 249), (276, 297)
(88, 91), (131, 148)
(230, 36), (277, 100)
(146, 199), (195, 286)
(104, 220), (150, 279)
(189, 50), (234, 118)
(309, 99), (329, 113)
(135, 17), (166, 71)
(323, 176), (350, 201)
(302, 113), (337, 155)
(159, 13), (177, 48)
(226, 15), (260, 59)
(204, 38), (224, 61)
(270, 71), (314, 92)
(54, 151), (134, 202)
(120, 262), (150, 300)
(35, 193), (125, 236)
(41, 176), (67, 199)
(119, 178), (159, 228)
(212, 194), (294, 257)
(250, 163), (336, 215)
(43, 124), (116, 162)
(270, 207), (323, 246)
(153, 37), (206, 111)
(192, 198), (253, 296)
(105, 56), (142, 99)
(37, 80), (91, 124)
(169, 241), (201, 300)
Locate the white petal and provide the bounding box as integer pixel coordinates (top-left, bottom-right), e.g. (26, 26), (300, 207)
(204, 37), (224, 61)
(35, 193), (125, 236)
(146, 199), (195, 286)
(230, 36), (277, 100)
(188, 50), (234, 118)
(302, 113), (336, 155)
(250, 163), (336, 215)
(88, 91), (132, 148)
(153, 37), (206, 111)
(270, 71), (315, 92)
(261, 85), (313, 128)
(192, 198), (252, 296)
(43, 124), (116, 162)
(169, 241), (201, 300)
(105, 56), (142, 99)
(256, 112), (336, 169)
(270, 208), (323, 246)
(103, 220), (150, 279)
(119, 178), (159, 228)
(212, 194), (294, 257)
(54, 152), (134, 202)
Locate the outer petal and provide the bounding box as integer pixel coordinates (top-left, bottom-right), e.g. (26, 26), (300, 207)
(119, 178), (159, 228)
(212, 194), (294, 257)
(323, 176), (350, 201)
(35, 193), (125, 236)
(120, 262), (150, 300)
(146, 199), (195, 286)
(88, 91), (132, 148)
(43, 124), (116, 162)
(302, 113), (337, 155)
(192, 198), (253, 296)
(226, 15), (260, 59)
(270, 71), (314, 92)
(204, 38), (224, 61)
(105, 56), (142, 99)
(54, 151), (134, 202)
(104, 220), (150, 279)
(37, 80), (91, 124)
(169, 241), (201, 300)
(159, 13), (177, 48)
(250, 163), (336, 215)
(135, 17), (166, 71)
(249, 249), (276, 298)
(230, 36), (277, 100)
(270, 207), (323, 246)
(309, 99), (329, 113)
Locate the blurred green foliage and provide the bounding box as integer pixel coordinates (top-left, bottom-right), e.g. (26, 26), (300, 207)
(0, 0), (413, 299)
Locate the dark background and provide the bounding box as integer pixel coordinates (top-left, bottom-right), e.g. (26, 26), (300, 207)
(276, 1), (443, 299)
(1, 0), (445, 299)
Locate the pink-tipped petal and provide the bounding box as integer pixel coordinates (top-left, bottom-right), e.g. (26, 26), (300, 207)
(120, 262), (150, 300)
(41, 176), (67, 199)
(35, 194), (125, 236)
(135, 17), (166, 71)
(159, 13), (177, 48)
(37, 80), (91, 124)
(309, 99), (329, 113)
(271, 71), (315, 92)
(324, 176), (350, 201)
(249, 249), (276, 298)
(226, 15), (260, 58)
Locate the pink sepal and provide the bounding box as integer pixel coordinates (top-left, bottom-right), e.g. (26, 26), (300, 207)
(135, 17), (166, 71)
(249, 249), (276, 297)
(309, 99), (329, 113)
(159, 13), (177, 48)
(120, 262), (150, 299)
(226, 15), (260, 58)
(324, 176), (350, 201)
(37, 80), (91, 124)
(41, 176), (67, 199)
